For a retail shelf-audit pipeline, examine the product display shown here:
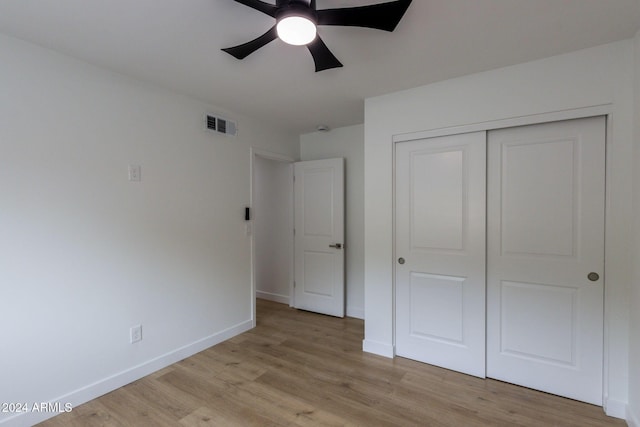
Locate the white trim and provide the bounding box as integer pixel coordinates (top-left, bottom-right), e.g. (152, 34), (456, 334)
(603, 397), (628, 420)
(602, 116), (613, 410)
(288, 163), (295, 308)
(362, 339), (394, 358)
(256, 291), (290, 305)
(627, 403), (640, 427)
(347, 306), (364, 319)
(251, 147), (296, 163)
(393, 104), (612, 143)
(391, 132), (398, 354)
(2, 319), (253, 427)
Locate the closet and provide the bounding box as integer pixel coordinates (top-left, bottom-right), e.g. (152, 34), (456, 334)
(394, 116), (605, 405)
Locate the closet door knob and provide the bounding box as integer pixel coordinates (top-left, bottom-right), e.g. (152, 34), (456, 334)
(398, 258), (405, 265)
(588, 272), (600, 282)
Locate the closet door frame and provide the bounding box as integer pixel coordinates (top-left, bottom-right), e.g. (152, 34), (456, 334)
(392, 104), (612, 401)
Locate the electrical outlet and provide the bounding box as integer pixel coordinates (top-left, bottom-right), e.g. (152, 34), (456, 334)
(130, 325), (142, 343)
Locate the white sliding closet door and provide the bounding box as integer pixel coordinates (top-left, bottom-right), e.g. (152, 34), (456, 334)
(486, 117), (606, 405)
(395, 132), (487, 378)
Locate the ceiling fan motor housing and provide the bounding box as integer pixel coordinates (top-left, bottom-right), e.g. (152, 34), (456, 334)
(276, 2), (318, 24)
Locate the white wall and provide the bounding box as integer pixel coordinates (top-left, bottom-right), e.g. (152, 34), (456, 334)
(0, 34), (298, 426)
(301, 125), (365, 319)
(629, 30), (640, 427)
(254, 156), (292, 304)
(364, 40), (634, 418)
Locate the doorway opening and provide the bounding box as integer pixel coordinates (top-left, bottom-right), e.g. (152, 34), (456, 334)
(251, 149), (294, 325)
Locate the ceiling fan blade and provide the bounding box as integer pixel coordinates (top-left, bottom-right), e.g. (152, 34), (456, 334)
(222, 26), (278, 60)
(317, 0), (412, 32)
(232, 0), (277, 17)
(307, 36), (343, 72)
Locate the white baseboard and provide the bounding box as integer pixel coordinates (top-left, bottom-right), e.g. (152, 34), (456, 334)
(346, 306), (364, 319)
(628, 404), (640, 427)
(604, 397), (627, 420)
(362, 339), (394, 358)
(1, 319), (253, 427)
(256, 291), (290, 305)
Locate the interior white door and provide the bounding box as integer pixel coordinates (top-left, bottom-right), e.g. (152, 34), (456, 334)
(293, 158), (345, 317)
(395, 132), (486, 378)
(486, 117), (605, 405)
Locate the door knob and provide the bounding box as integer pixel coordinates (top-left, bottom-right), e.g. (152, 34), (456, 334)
(398, 257), (405, 265)
(329, 243), (342, 249)
(588, 272), (600, 282)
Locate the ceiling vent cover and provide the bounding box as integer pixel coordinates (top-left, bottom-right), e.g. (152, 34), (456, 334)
(206, 114), (237, 137)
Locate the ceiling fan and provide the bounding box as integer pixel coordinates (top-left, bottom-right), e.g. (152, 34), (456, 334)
(222, 0), (412, 72)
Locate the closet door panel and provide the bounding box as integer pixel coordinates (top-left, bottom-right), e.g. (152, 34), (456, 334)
(395, 131), (486, 378)
(486, 116), (605, 405)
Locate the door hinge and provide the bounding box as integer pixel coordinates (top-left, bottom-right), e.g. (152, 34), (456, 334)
(293, 228), (296, 235)
(293, 281), (296, 288)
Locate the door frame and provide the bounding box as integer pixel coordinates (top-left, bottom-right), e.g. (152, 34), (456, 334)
(250, 147), (295, 327)
(392, 104), (612, 406)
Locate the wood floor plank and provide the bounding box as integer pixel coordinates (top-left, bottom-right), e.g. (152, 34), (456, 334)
(122, 375), (200, 421)
(38, 299), (625, 427)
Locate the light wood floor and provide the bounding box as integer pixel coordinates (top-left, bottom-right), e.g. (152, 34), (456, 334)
(39, 299), (625, 427)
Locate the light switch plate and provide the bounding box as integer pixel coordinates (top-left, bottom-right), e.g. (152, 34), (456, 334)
(128, 165), (141, 182)
(130, 324), (142, 343)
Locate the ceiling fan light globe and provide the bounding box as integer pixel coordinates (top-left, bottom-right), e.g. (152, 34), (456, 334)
(277, 16), (317, 46)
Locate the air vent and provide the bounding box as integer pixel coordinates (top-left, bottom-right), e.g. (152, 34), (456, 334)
(206, 114), (237, 137)
(207, 115), (216, 131)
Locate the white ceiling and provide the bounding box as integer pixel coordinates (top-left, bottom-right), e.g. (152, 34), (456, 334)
(1, 0), (639, 135)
